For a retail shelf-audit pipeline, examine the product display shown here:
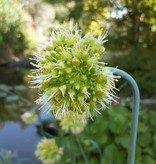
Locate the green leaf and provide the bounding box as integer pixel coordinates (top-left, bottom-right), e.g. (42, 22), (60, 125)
(143, 148), (155, 157)
(5, 95), (19, 102)
(102, 144), (118, 164)
(138, 133), (152, 147)
(0, 91), (7, 98)
(0, 84), (11, 92)
(115, 135), (129, 149)
(14, 85), (27, 91)
(138, 122), (148, 133)
(142, 155), (155, 164)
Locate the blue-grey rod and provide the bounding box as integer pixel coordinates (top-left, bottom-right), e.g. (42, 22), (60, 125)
(110, 67), (140, 164)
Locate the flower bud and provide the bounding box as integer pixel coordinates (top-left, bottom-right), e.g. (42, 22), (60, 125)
(66, 68), (72, 74)
(46, 46), (53, 51)
(81, 75), (87, 81)
(72, 57), (80, 66)
(74, 83), (80, 90)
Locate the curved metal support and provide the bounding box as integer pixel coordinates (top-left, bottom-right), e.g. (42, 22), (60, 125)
(110, 67), (140, 164)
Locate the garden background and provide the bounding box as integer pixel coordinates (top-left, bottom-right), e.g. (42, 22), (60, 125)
(0, 0), (156, 163)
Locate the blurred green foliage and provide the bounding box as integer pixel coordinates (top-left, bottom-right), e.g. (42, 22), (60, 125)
(57, 106), (156, 164)
(0, 0), (36, 61)
(108, 46), (156, 98)
(0, 149), (19, 164)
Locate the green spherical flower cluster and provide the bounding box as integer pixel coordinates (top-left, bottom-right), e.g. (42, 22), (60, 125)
(31, 25), (117, 120)
(59, 110), (88, 134)
(36, 138), (63, 164)
(21, 110), (38, 124)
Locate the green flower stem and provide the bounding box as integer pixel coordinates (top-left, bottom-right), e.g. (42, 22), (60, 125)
(74, 135), (88, 164)
(110, 67), (140, 164)
(70, 134), (76, 164)
(0, 155), (5, 164)
(82, 134), (102, 164)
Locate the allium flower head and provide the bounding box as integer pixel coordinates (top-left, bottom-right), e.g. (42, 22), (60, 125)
(36, 138), (63, 164)
(60, 110), (88, 134)
(21, 110), (38, 124)
(31, 24), (117, 118)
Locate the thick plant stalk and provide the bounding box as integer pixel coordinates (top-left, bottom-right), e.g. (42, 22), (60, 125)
(75, 135), (88, 164)
(110, 67), (140, 164)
